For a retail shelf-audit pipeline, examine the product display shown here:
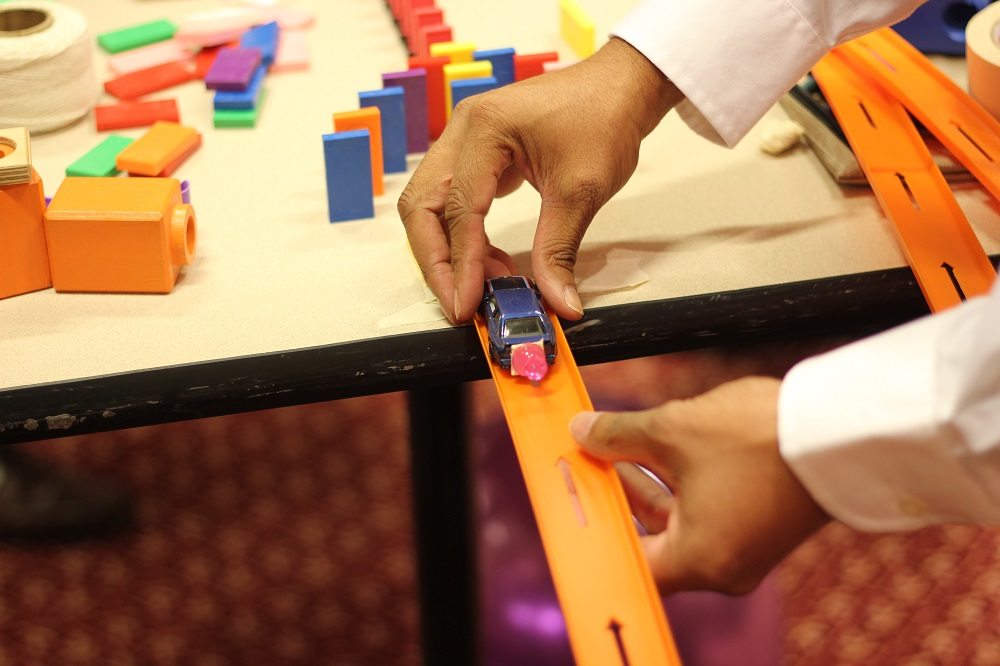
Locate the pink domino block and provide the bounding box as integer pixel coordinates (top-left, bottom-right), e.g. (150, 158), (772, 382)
(108, 40), (192, 77)
(271, 30), (309, 72)
(256, 6), (316, 30)
(176, 7), (257, 47)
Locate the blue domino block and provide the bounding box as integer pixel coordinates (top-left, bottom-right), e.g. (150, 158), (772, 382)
(214, 65), (265, 110)
(473, 47), (515, 86)
(451, 77), (498, 109)
(241, 20), (279, 66)
(359, 86), (408, 174)
(893, 0), (993, 55)
(323, 130), (374, 223)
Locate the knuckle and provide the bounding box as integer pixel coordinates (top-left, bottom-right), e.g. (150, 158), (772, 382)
(539, 235), (579, 271)
(397, 184), (418, 222)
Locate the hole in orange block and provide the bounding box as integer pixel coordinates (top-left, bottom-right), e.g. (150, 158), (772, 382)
(171, 204), (197, 265)
(0, 137), (15, 159)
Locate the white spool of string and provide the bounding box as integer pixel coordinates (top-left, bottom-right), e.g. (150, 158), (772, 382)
(0, 2), (97, 133)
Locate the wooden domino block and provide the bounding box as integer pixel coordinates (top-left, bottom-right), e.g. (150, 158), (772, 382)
(430, 41), (476, 64)
(204, 48), (262, 90)
(44, 177), (196, 294)
(241, 21), (279, 67)
(408, 6), (443, 52)
(473, 47), (515, 87)
(451, 77), (497, 108)
(383, 69), (429, 153)
(360, 88), (408, 173)
(333, 108), (385, 196)
(95, 99), (180, 131)
(408, 55), (449, 139)
(116, 121), (202, 177)
(104, 60), (196, 101)
(514, 52), (559, 81)
(559, 0), (596, 58)
(418, 24), (452, 58)
(323, 131), (375, 222)
(443, 61), (492, 118)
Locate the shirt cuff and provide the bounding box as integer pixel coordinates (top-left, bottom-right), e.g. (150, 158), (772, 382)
(612, 0), (829, 147)
(778, 299), (998, 532)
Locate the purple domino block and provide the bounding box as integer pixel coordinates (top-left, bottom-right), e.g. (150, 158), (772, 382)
(205, 47), (263, 91)
(382, 68), (429, 154)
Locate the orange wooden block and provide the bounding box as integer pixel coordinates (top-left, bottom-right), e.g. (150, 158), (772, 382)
(129, 135), (203, 177)
(116, 121), (202, 177)
(333, 108), (385, 196)
(0, 169), (51, 300)
(44, 177), (196, 294)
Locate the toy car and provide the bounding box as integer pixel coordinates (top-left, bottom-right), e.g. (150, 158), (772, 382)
(480, 276), (557, 379)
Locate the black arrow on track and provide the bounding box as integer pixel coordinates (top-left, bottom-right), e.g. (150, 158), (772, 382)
(941, 262), (968, 302)
(608, 619), (630, 666)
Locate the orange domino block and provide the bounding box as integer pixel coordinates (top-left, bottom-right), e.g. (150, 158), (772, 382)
(44, 177), (196, 294)
(116, 121), (202, 177)
(0, 169), (51, 300)
(333, 108), (385, 196)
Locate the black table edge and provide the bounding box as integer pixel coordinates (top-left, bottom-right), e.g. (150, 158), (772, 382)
(6, 258), (994, 445)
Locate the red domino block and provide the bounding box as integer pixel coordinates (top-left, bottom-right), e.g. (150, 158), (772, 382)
(418, 23), (452, 57)
(95, 99), (181, 131)
(409, 7), (443, 52)
(104, 61), (196, 100)
(514, 52), (559, 81)
(409, 54), (449, 140)
(402, 0), (434, 37)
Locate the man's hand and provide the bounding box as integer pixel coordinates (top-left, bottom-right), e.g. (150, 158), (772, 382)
(398, 38), (683, 323)
(570, 377), (830, 595)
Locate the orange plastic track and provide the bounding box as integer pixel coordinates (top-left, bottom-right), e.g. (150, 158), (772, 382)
(813, 50), (996, 311)
(475, 313), (681, 666)
(836, 28), (1000, 204)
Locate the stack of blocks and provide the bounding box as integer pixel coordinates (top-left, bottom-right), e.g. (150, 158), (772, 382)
(205, 21), (278, 128)
(0, 128), (51, 300)
(322, 0), (563, 223)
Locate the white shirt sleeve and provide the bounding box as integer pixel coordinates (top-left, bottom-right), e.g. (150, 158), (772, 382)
(779, 276), (1000, 531)
(613, 0), (926, 146)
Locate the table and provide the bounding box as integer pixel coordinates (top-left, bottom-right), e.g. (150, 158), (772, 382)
(2, 1), (999, 663)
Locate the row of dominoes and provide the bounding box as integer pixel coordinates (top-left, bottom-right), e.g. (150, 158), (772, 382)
(93, 9), (313, 132)
(323, 29), (560, 222)
(1, 128), (196, 300)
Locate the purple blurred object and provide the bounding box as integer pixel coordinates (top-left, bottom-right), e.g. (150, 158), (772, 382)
(204, 48), (262, 91)
(180, 179), (191, 204)
(44, 196), (51, 207)
(474, 397), (784, 666)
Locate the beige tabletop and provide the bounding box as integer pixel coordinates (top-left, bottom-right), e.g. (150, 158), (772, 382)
(2, 0), (999, 392)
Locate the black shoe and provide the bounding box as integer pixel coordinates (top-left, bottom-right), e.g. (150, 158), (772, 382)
(0, 447), (134, 543)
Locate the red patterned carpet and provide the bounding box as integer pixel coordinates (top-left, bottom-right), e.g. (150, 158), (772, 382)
(1, 341), (998, 665)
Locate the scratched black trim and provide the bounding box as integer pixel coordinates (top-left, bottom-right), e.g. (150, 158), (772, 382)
(3, 258), (996, 445)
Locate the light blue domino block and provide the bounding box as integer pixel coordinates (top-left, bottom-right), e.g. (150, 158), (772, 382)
(241, 21), (279, 66)
(214, 65), (265, 110)
(473, 48), (515, 86)
(451, 77), (498, 109)
(359, 86), (408, 174)
(323, 130), (374, 223)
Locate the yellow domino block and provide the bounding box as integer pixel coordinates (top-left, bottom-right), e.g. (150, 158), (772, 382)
(560, 0), (595, 58)
(443, 61), (493, 119)
(430, 41), (476, 64)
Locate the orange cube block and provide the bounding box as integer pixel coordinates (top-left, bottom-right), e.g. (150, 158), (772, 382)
(333, 107), (385, 196)
(0, 169), (51, 300)
(44, 177), (196, 294)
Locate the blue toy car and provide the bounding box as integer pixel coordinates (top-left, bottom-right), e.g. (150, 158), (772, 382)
(480, 276), (557, 374)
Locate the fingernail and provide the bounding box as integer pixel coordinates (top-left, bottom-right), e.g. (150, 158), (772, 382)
(569, 411), (599, 441)
(563, 286), (584, 316)
(453, 288), (461, 323)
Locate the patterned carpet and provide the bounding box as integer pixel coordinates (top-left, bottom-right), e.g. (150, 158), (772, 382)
(1, 341), (998, 665)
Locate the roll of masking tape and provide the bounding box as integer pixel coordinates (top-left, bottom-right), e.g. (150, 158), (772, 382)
(0, 2), (98, 133)
(967, 2), (1000, 120)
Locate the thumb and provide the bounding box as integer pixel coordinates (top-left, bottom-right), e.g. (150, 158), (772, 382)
(570, 409), (663, 472)
(531, 181), (608, 321)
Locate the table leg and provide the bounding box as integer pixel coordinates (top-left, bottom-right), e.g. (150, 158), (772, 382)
(407, 384), (477, 665)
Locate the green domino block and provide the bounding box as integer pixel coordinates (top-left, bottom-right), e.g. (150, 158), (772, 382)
(214, 89), (266, 128)
(65, 135), (134, 177)
(97, 19), (177, 54)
